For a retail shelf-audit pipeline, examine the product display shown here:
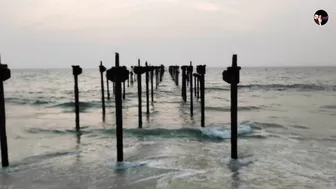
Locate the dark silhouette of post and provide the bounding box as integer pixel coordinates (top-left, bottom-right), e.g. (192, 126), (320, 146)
(181, 66), (187, 102)
(169, 66), (173, 81)
(127, 72), (130, 87)
(145, 62), (149, 115)
(197, 65), (206, 127)
(223, 54), (241, 160)
(194, 75), (196, 97)
(106, 75), (110, 100)
(134, 60), (144, 128)
(197, 75), (200, 99)
(150, 67), (154, 103)
(155, 67), (159, 89)
(0, 61), (10, 167)
(160, 65), (164, 82)
(115, 53), (123, 162)
(99, 61), (106, 121)
(175, 66), (179, 86)
(188, 62), (193, 117)
(170, 66), (178, 85)
(106, 53), (129, 162)
(72, 65), (82, 132)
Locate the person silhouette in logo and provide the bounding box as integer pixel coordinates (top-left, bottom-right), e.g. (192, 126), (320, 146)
(314, 14), (320, 25)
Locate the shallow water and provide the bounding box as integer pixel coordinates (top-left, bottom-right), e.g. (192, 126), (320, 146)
(1, 67), (336, 188)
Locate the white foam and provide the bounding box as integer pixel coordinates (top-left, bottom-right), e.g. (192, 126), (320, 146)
(200, 124), (253, 139)
(228, 158), (253, 171)
(0, 166), (21, 173)
(113, 161), (148, 170)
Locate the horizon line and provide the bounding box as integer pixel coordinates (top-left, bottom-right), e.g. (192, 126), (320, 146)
(8, 65), (336, 69)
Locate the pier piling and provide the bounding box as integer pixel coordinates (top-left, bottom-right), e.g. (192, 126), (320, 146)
(134, 60), (145, 128)
(99, 61), (107, 121)
(106, 53), (129, 162)
(188, 62), (193, 117)
(181, 66), (187, 102)
(106, 75), (110, 100)
(151, 66), (154, 103)
(0, 61), (10, 167)
(145, 62), (150, 115)
(223, 54), (241, 159)
(72, 65), (82, 132)
(196, 65), (206, 127)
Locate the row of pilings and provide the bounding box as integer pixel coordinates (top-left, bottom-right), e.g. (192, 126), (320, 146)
(168, 63), (206, 127)
(0, 53), (241, 168)
(72, 54), (165, 162)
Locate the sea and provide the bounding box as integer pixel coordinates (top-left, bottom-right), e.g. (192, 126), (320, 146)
(0, 67), (336, 189)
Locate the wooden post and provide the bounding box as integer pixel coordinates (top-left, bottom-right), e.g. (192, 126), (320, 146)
(194, 75), (196, 97)
(137, 60), (142, 128)
(114, 53), (123, 162)
(189, 62), (193, 117)
(74, 73), (79, 131)
(160, 65), (164, 82)
(150, 67), (154, 103)
(196, 65), (206, 127)
(231, 55), (239, 159)
(155, 67), (159, 89)
(0, 62), (10, 167)
(145, 62), (149, 115)
(72, 65), (82, 132)
(181, 66), (187, 102)
(99, 61), (106, 121)
(106, 75), (110, 100)
(176, 67), (179, 86)
(200, 74), (205, 127)
(223, 54), (241, 159)
(197, 76), (200, 99)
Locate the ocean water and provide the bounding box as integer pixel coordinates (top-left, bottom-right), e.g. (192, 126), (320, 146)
(1, 67), (336, 189)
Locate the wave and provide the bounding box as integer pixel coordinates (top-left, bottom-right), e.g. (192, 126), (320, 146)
(50, 101), (111, 113)
(25, 124), (260, 141)
(205, 87), (229, 91)
(238, 84), (336, 92)
(5, 97), (112, 111)
(205, 106), (261, 112)
(50, 101), (103, 109)
(205, 84), (336, 92)
(5, 97), (55, 106)
(25, 127), (91, 135)
(0, 150), (75, 172)
(100, 126), (254, 140)
(244, 121), (310, 131)
(320, 105), (336, 109)
(112, 161), (148, 170)
(241, 121), (286, 130)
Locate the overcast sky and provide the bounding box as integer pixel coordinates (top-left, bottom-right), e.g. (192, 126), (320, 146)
(0, 0), (335, 68)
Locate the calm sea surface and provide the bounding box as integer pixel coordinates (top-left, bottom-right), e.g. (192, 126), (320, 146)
(1, 67), (336, 189)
